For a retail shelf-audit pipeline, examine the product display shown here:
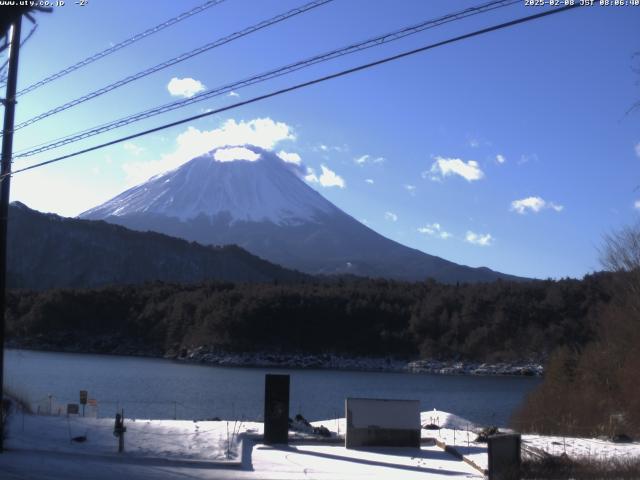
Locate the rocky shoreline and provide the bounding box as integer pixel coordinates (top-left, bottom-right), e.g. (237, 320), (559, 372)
(169, 346), (544, 377)
(6, 337), (543, 376)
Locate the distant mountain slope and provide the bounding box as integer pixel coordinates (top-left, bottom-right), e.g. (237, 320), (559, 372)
(7, 202), (308, 290)
(81, 146), (523, 283)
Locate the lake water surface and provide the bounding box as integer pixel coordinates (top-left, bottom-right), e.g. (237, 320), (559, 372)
(4, 349), (540, 426)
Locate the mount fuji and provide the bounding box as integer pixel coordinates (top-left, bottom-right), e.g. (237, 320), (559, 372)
(81, 146), (519, 283)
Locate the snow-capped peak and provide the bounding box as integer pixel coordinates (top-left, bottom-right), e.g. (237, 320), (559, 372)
(80, 146), (338, 225)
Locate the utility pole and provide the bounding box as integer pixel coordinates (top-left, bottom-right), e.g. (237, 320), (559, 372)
(0, 15), (22, 454)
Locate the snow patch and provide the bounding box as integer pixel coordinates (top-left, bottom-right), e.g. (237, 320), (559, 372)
(80, 146), (338, 225)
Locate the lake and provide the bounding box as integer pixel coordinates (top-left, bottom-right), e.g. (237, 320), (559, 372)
(4, 349), (540, 426)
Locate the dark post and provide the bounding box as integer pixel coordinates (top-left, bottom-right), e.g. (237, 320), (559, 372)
(264, 374), (290, 445)
(488, 433), (521, 480)
(113, 409), (126, 453)
(79, 390), (87, 417)
(0, 16), (22, 454)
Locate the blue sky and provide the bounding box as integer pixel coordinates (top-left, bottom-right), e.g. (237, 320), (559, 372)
(4, 0), (640, 279)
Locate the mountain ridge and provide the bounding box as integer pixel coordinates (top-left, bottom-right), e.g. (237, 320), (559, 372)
(7, 201), (309, 290)
(80, 146), (525, 283)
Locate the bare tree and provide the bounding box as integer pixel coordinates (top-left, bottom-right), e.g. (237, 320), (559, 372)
(600, 222), (640, 314)
(600, 222), (640, 273)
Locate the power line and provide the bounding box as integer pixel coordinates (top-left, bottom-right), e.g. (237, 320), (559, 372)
(3, 3), (581, 181)
(15, 0), (228, 97)
(14, 0), (520, 160)
(9, 0), (333, 133)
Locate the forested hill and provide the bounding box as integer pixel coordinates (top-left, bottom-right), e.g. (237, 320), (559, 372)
(6, 274), (615, 362)
(7, 202), (309, 289)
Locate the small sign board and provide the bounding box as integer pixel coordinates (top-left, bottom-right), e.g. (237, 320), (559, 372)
(67, 403), (79, 415)
(79, 390), (88, 405)
(345, 398), (420, 448)
(87, 398), (97, 407)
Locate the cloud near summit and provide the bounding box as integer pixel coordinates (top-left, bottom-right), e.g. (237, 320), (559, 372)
(122, 118), (296, 185)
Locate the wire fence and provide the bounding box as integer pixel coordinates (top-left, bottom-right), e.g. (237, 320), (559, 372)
(421, 414), (640, 468)
(5, 397), (247, 460)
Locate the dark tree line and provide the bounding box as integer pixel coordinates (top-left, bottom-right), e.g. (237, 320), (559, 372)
(512, 225), (640, 437)
(5, 273), (616, 363)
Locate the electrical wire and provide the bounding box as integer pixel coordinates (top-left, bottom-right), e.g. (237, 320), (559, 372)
(15, 0), (228, 97)
(13, 0), (520, 160)
(8, 0), (334, 133)
(3, 3), (581, 180)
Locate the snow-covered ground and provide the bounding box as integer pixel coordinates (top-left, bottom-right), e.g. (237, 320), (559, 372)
(4, 413), (249, 462)
(2, 409), (638, 479)
(419, 409), (640, 473)
(523, 434), (640, 462)
(0, 411), (482, 479)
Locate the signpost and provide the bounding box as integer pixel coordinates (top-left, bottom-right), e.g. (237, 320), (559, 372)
(113, 410), (126, 453)
(79, 390), (87, 417)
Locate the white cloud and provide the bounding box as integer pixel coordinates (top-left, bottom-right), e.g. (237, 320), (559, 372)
(634, 200), (640, 210)
(404, 184), (416, 195)
(465, 231), (493, 246)
(228, 91), (240, 97)
(314, 144), (348, 154)
(469, 138), (480, 148)
(365, 178), (374, 184)
(354, 154), (384, 165)
(277, 150), (301, 165)
(418, 223), (451, 239)
(384, 211), (398, 222)
(167, 77), (206, 98)
(122, 117), (294, 185)
(318, 165), (345, 188)
(496, 154), (506, 164)
(305, 165), (345, 188)
(213, 147), (260, 162)
(123, 142), (144, 156)
(635, 142), (640, 157)
(510, 196), (564, 214)
(427, 156), (484, 182)
(304, 168), (317, 183)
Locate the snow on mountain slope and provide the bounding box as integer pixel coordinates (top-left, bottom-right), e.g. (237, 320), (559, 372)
(81, 145), (522, 283)
(82, 146), (337, 225)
